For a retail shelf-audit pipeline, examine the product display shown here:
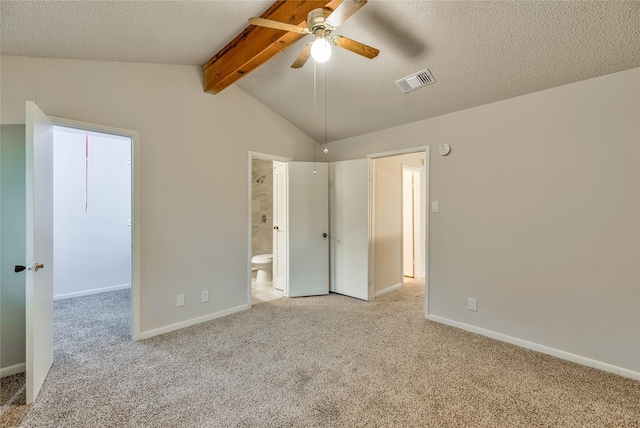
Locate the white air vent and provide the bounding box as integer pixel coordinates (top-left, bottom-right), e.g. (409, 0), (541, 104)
(395, 68), (436, 94)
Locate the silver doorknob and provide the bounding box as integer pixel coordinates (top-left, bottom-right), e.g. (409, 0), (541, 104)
(28, 263), (44, 272)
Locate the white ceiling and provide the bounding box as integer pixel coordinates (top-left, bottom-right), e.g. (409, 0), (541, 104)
(2, 1), (639, 143)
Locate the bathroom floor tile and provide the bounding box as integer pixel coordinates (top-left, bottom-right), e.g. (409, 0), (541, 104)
(251, 280), (284, 305)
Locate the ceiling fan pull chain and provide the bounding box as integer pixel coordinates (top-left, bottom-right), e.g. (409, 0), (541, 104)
(313, 60), (317, 174)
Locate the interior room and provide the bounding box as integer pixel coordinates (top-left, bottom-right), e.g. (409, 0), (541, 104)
(53, 126), (132, 301)
(1, 1), (639, 426)
(250, 157), (283, 304)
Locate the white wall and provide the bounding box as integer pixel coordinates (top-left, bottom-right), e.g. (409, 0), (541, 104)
(1, 56), (317, 337)
(53, 127), (132, 298)
(326, 68), (640, 373)
(374, 153), (425, 293)
(0, 125), (27, 374)
(251, 158), (273, 258)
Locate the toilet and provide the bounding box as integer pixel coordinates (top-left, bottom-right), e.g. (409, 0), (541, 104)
(251, 254), (273, 284)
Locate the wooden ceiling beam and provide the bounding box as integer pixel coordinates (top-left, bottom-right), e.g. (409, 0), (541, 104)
(203, 0), (342, 94)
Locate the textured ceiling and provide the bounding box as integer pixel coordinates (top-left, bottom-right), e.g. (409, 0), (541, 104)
(2, 1), (639, 143)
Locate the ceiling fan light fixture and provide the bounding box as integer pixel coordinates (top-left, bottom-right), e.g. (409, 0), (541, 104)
(311, 36), (332, 63)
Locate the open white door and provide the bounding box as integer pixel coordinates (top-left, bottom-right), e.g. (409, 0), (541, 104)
(402, 168), (414, 277)
(25, 101), (54, 404)
(287, 162), (329, 297)
(272, 161), (287, 291)
(329, 159), (370, 300)
(402, 166), (421, 278)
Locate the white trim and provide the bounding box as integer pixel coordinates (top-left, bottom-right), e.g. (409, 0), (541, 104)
(53, 284), (131, 300)
(428, 314), (640, 381)
(247, 152), (291, 306)
(423, 147), (430, 315)
(375, 282), (403, 297)
(139, 304), (250, 340)
(1, 363), (26, 378)
(49, 115), (141, 341)
(248, 151), (290, 163)
(367, 158), (375, 301)
(49, 116), (137, 139)
(367, 146), (429, 159)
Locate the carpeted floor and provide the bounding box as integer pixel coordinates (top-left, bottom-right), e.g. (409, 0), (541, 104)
(1, 280), (639, 427)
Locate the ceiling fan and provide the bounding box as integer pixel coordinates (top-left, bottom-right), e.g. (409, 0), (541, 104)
(248, 0), (380, 68)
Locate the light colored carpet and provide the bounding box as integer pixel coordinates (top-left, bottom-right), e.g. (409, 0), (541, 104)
(2, 280), (639, 427)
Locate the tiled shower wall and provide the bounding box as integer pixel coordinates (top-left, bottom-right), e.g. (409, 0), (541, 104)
(251, 159), (273, 257)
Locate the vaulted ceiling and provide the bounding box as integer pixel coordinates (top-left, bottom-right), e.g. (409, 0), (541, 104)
(2, 1), (639, 143)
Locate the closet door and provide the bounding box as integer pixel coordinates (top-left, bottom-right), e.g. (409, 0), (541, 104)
(287, 162), (329, 297)
(329, 159), (370, 300)
(25, 101), (54, 404)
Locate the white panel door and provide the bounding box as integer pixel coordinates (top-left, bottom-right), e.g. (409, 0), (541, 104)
(402, 168), (415, 277)
(272, 161), (287, 291)
(329, 159), (370, 300)
(287, 162), (329, 297)
(25, 101), (54, 404)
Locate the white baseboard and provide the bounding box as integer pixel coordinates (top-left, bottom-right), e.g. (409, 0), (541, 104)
(375, 283), (402, 297)
(54, 283), (131, 300)
(428, 314), (640, 381)
(1, 363), (25, 378)
(139, 304), (251, 340)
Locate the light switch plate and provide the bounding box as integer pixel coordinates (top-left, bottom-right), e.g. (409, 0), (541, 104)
(432, 201), (439, 212)
(176, 294), (185, 307)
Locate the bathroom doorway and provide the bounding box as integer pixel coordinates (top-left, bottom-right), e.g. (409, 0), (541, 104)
(248, 152), (288, 305)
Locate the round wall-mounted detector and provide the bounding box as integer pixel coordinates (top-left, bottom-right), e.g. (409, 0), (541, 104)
(439, 144), (452, 156)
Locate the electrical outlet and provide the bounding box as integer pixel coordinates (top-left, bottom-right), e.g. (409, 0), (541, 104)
(201, 290), (209, 303)
(176, 294), (185, 307)
(468, 298), (477, 312)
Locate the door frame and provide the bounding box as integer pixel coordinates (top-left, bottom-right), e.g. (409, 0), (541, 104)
(49, 116), (141, 340)
(402, 165), (421, 279)
(367, 146), (430, 317)
(247, 152), (290, 305)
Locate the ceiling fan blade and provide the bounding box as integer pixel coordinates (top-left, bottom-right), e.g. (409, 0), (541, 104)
(325, 0), (368, 28)
(291, 43), (313, 68)
(333, 36), (380, 59)
(248, 17), (310, 34)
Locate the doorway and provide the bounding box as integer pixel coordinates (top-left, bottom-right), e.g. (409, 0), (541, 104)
(51, 125), (134, 367)
(19, 103), (141, 404)
(52, 125), (132, 301)
(370, 150), (427, 300)
(248, 152), (288, 305)
(49, 116), (141, 342)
